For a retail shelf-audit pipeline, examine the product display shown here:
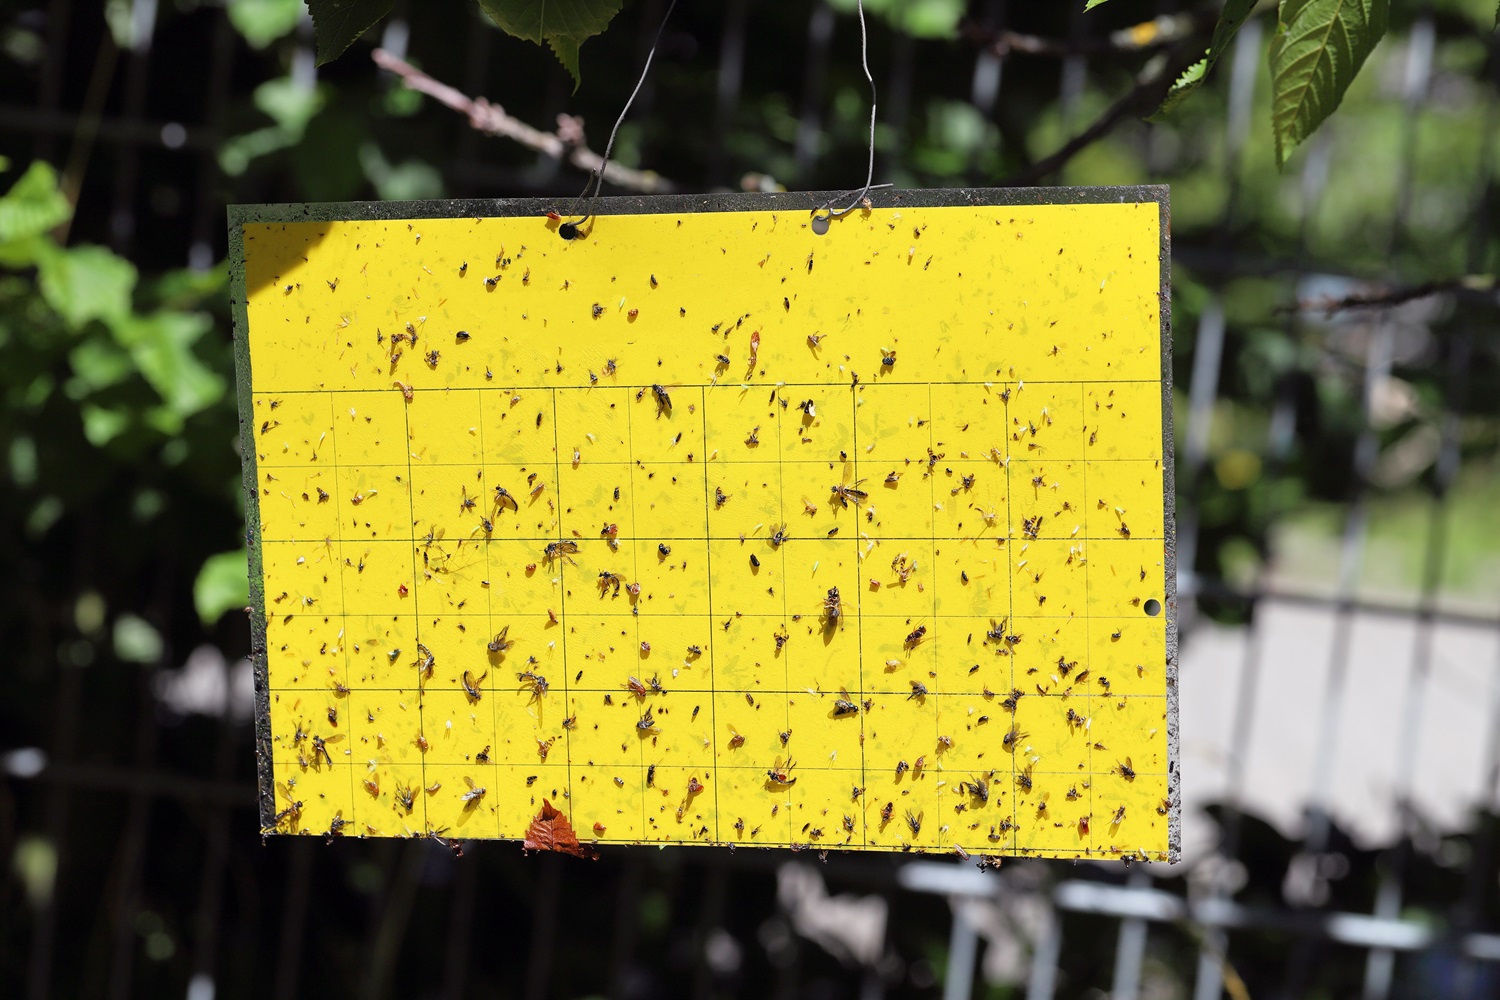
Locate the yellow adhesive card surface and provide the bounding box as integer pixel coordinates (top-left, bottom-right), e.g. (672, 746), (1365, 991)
(232, 189), (1178, 861)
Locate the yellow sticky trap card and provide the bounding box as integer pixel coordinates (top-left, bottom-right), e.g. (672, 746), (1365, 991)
(231, 189), (1177, 862)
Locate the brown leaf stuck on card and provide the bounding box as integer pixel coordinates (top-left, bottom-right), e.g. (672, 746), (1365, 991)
(524, 799), (587, 857)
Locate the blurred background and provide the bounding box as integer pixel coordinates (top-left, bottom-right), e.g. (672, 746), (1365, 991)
(3, 1), (1500, 997)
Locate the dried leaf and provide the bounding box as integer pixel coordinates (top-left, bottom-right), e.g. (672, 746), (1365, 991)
(524, 799), (587, 857)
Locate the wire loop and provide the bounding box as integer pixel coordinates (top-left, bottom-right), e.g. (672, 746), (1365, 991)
(810, 0), (880, 232)
(559, 0), (680, 238)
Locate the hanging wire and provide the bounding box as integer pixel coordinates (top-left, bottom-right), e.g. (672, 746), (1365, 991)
(810, 0), (888, 233)
(558, 0), (680, 239)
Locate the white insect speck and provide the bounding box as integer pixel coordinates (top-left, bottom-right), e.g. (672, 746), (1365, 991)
(296, 557), (305, 564)
(445, 719), (453, 730)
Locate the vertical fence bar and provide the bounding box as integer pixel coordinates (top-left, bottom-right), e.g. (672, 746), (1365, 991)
(795, 0), (836, 181)
(965, 0), (1005, 185)
(880, 26), (913, 179)
(1300, 323), (1392, 849)
(188, 10), (233, 271)
(106, 0), (159, 254)
(1186, 20), (1266, 926)
(707, 0), (748, 187)
(1291, 22), (1432, 995)
(1366, 330), (1465, 1000)
(1174, 297), (1224, 608)
(24, 666), (82, 1000)
(1353, 17), (1437, 1000)
(441, 846), (479, 1000)
(524, 852), (562, 1000)
(1110, 869), (1151, 1000)
(184, 715), (240, 1000)
(34, 0), (73, 162)
(271, 837), (314, 1000)
(940, 898), (979, 1000)
(1023, 905), (1062, 1000)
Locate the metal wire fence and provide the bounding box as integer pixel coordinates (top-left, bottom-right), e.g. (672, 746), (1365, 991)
(2, 2), (1499, 998)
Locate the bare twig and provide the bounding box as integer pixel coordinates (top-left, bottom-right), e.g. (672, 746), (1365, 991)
(1284, 275), (1498, 317)
(371, 48), (676, 195)
(963, 11), (1215, 59)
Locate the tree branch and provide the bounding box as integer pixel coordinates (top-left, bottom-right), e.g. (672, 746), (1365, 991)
(962, 11), (1215, 59)
(371, 48), (677, 195)
(1282, 276), (1499, 316)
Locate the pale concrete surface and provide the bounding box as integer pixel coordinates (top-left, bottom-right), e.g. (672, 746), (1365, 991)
(1179, 598), (1500, 858)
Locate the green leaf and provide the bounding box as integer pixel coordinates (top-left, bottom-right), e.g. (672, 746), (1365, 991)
(228, 0), (304, 49)
(81, 403), (130, 446)
(195, 550), (251, 625)
(0, 161), (71, 246)
(476, 0), (623, 89)
(36, 243), (138, 331)
(113, 311), (226, 418)
(254, 76), (328, 135)
(828, 0), (963, 39)
(1269, 0), (1389, 168)
(1148, 0), (1258, 121)
(305, 0), (392, 66)
(1083, 0), (1113, 9)
(113, 613), (164, 663)
(68, 338), (135, 392)
(220, 77), (329, 175)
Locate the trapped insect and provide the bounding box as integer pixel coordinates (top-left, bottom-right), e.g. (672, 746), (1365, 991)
(822, 587), (842, 628)
(830, 474), (869, 508)
(765, 757), (797, 786)
(462, 669), (487, 701)
(544, 540), (579, 563)
(461, 777), (486, 805)
(518, 671), (548, 701)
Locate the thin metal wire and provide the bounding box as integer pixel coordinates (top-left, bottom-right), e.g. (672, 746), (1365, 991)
(812, 0), (884, 227)
(560, 0), (679, 235)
